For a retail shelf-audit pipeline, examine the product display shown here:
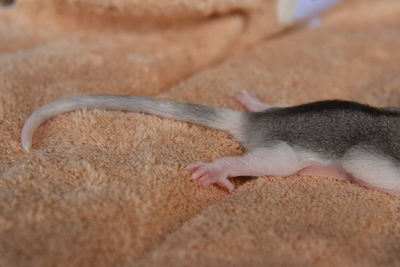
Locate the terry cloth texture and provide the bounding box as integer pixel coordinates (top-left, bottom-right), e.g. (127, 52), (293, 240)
(1, 0), (400, 266)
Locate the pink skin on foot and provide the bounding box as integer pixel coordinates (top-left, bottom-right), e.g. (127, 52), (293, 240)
(234, 90), (272, 112)
(186, 162), (236, 193)
(234, 90), (288, 112)
(186, 144), (304, 193)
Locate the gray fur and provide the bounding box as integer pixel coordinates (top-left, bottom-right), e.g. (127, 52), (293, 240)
(244, 100), (400, 163)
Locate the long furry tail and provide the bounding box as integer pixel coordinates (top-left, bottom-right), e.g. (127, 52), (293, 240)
(21, 95), (244, 151)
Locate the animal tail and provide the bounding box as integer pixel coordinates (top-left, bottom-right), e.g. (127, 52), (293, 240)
(21, 95), (245, 151)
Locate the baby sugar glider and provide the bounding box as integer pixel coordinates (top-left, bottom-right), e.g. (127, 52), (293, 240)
(21, 90), (400, 194)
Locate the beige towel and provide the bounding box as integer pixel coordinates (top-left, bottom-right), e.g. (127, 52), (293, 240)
(1, 0), (399, 266)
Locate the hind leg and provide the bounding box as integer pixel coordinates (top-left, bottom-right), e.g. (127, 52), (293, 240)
(234, 90), (288, 112)
(186, 142), (304, 192)
(340, 150), (400, 195)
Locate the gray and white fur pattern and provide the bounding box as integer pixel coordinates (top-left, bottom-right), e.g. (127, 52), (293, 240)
(21, 90), (400, 194)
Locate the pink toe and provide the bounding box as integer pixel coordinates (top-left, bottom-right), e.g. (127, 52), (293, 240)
(191, 168), (208, 180)
(186, 162), (203, 173)
(234, 90), (246, 100)
(218, 177), (235, 193)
